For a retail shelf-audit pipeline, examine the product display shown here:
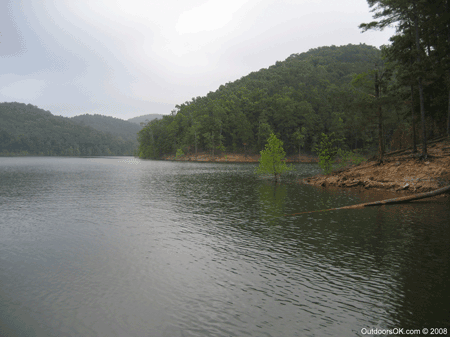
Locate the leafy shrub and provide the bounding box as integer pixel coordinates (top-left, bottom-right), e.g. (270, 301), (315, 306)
(335, 149), (367, 169)
(175, 148), (184, 158)
(313, 132), (343, 174)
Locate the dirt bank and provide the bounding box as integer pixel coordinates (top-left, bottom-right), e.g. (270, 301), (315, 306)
(302, 136), (450, 195)
(163, 152), (319, 163)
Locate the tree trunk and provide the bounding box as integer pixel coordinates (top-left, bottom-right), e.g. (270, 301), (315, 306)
(375, 70), (384, 162)
(411, 85), (417, 153)
(288, 185), (450, 215)
(342, 184), (450, 208)
(447, 0), (450, 136)
(448, 86), (450, 136)
(418, 77), (427, 158)
(447, 69), (450, 137)
(414, 9), (428, 158)
(212, 132), (214, 157)
(194, 130), (197, 155)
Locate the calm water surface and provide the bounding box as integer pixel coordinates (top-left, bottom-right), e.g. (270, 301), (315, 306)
(0, 157), (449, 337)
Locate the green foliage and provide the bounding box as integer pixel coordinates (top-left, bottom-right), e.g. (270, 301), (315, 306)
(335, 149), (367, 169)
(360, 0), (450, 139)
(137, 34), (450, 160)
(216, 143), (226, 152)
(313, 133), (345, 174)
(313, 133), (367, 173)
(258, 183), (287, 224)
(127, 114), (163, 126)
(256, 133), (292, 182)
(175, 148), (184, 158)
(292, 127), (307, 158)
(71, 114), (141, 143)
(0, 103), (137, 156)
(137, 44), (385, 159)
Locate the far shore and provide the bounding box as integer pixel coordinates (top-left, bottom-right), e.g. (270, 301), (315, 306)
(162, 152), (319, 163)
(156, 137), (450, 199)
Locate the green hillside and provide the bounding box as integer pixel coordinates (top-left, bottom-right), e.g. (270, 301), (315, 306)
(127, 114), (164, 127)
(71, 114), (141, 143)
(0, 102), (137, 156)
(138, 44), (385, 158)
(137, 42), (450, 160)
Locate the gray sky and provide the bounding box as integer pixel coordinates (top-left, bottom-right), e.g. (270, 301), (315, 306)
(1, 0), (395, 120)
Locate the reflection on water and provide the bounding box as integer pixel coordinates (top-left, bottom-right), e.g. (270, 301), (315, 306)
(258, 183), (287, 224)
(0, 157), (449, 337)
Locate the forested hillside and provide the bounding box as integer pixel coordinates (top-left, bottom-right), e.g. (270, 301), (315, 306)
(138, 40), (449, 160)
(71, 114), (141, 143)
(138, 44), (383, 158)
(128, 114), (163, 127)
(0, 102), (137, 156)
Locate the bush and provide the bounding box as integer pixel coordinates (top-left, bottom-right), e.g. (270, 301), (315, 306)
(175, 148), (184, 158)
(313, 132), (343, 174)
(335, 149), (367, 169)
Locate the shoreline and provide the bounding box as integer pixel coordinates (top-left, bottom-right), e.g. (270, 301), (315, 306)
(162, 152), (319, 163)
(302, 136), (450, 196)
(161, 137), (450, 198)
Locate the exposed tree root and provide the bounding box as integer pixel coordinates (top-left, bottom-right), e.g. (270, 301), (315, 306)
(286, 184), (450, 216)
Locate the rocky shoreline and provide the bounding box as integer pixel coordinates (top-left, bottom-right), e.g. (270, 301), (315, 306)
(302, 136), (450, 195)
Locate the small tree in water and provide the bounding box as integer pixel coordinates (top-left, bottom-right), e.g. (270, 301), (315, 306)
(257, 133), (292, 183)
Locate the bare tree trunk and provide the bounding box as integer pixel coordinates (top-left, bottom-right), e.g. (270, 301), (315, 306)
(375, 70), (384, 162)
(194, 130), (197, 155)
(446, 2), (450, 136)
(414, 9), (428, 158)
(447, 70), (450, 137)
(289, 184), (450, 215)
(418, 77), (427, 158)
(411, 85), (417, 153)
(448, 86), (450, 136)
(211, 132), (214, 157)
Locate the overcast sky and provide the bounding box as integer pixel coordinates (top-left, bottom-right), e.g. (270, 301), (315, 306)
(1, 0), (395, 120)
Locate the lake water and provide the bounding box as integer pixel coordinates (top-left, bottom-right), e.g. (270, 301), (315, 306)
(0, 157), (449, 337)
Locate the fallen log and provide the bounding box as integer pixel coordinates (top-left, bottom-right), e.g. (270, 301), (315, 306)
(286, 184), (450, 216)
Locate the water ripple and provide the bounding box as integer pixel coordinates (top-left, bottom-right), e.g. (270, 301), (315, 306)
(0, 158), (449, 336)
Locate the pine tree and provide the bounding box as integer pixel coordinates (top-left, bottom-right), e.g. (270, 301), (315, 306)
(360, 0), (433, 158)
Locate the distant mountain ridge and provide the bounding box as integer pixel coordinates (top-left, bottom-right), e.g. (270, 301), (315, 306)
(127, 114), (163, 126)
(0, 102), (138, 156)
(71, 114), (141, 142)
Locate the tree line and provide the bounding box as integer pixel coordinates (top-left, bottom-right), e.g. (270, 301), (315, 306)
(360, 0), (450, 160)
(0, 102), (138, 156)
(71, 114), (141, 143)
(138, 1), (450, 162)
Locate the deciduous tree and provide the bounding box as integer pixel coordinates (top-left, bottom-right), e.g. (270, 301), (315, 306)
(256, 133), (292, 183)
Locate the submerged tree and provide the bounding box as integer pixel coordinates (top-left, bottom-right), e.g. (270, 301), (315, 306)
(256, 133), (292, 183)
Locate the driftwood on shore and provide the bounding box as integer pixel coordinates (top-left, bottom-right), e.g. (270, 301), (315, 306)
(286, 184), (450, 216)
